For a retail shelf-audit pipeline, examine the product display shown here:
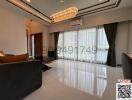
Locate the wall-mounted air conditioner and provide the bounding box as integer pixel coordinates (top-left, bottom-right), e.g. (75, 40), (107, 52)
(70, 17), (83, 26)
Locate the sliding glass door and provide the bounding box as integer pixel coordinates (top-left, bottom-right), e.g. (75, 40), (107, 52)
(57, 26), (109, 64)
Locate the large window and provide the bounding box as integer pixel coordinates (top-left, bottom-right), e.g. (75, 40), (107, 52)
(57, 26), (109, 64)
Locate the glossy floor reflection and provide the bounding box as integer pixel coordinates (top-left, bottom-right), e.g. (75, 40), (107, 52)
(24, 59), (123, 100)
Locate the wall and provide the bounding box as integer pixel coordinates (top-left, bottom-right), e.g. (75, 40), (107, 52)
(116, 21), (129, 65)
(48, 33), (55, 51)
(116, 21), (132, 65)
(128, 21), (132, 53)
(25, 19), (49, 57)
(0, 5), (27, 54)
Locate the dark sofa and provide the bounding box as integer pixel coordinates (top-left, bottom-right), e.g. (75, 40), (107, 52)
(0, 60), (43, 100)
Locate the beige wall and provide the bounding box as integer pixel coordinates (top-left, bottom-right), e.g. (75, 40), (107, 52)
(128, 21), (132, 53)
(49, 33), (55, 51)
(116, 21), (129, 65)
(0, 5), (27, 54)
(116, 21), (132, 65)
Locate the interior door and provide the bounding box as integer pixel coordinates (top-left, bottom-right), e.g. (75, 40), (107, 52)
(31, 33), (43, 61)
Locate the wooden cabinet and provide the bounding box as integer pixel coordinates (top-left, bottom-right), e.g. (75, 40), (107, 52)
(122, 53), (132, 80)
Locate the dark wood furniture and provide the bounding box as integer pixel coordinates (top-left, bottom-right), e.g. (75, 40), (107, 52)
(122, 53), (132, 81)
(48, 51), (55, 58)
(43, 57), (55, 63)
(43, 51), (55, 63)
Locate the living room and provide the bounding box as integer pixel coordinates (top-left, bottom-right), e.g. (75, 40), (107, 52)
(0, 0), (132, 100)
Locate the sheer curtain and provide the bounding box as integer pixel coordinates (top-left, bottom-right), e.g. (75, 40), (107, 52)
(57, 33), (63, 58)
(78, 28), (96, 62)
(96, 27), (109, 64)
(57, 26), (109, 64)
(63, 31), (77, 60)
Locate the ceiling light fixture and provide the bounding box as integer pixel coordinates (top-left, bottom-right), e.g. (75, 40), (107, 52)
(8, 0), (51, 23)
(50, 7), (78, 23)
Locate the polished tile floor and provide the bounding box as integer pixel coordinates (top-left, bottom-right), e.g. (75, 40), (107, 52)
(24, 59), (123, 100)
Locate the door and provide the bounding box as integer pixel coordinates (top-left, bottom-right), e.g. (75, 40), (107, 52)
(31, 33), (43, 61)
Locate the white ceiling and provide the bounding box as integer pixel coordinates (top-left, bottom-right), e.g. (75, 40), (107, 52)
(22, 0), (114, 16)
(21, 0), (132, 17)
(0, 0), (132, 24)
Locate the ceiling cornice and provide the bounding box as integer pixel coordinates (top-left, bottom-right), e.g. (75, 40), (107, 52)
(21, 0), (51, 20)
(6, 0), (122, 23)
(6, 0), (52, 23)
(77, 0), (122, 17)
(78, 0), (110, 11)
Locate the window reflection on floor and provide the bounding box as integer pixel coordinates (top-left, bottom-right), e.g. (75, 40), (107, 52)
(97, 78), (107, 97)
(57, 60), (107, 97)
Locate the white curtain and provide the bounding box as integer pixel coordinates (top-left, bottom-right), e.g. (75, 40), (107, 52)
(57, 33), (63, 58)
(64, 31), (77, 60)
(96, 27), (109, 64)
(78, 28), (96, 62)
(57, 26), (109, 64)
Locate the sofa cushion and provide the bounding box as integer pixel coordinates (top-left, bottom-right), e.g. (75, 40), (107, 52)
(0, 53), (29, 63)
(0, 51), (5, 57)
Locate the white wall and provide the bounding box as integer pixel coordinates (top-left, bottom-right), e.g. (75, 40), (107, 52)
(0, 5), (27, 54)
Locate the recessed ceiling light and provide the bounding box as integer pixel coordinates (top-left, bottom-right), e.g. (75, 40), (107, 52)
(26, 0), (31, 3)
